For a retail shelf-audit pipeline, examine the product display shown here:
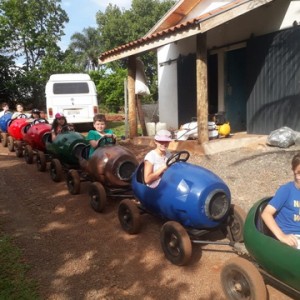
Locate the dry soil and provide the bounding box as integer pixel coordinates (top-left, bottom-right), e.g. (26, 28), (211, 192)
(0, 137), (298, 300)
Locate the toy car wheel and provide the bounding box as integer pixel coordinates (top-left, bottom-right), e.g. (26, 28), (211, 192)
(7, 136), (15, 152)
(36, 151), (46, 172)
(67, 169), (81, 195)
(1, 133), (8, 147)
(89, 182), (107, 212)
(118, 199), (141, 234)
(221, 257), (267, 300)
(24, 145), (34, 164)
(227, 204), (246, 242)
(50, 158), (63, 182)
(15, 141), (23, 157)
(160, 221), (192, 266)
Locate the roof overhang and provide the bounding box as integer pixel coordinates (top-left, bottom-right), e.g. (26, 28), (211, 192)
(99, 0), (274, 64)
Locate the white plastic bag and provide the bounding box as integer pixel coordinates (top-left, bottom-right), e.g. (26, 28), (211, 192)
(135, 58), (150, 95)
(176, 122), (198, 140)
(267, 127), (296, 148)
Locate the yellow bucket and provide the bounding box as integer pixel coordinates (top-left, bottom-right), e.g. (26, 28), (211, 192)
(217, 123), (230, 137)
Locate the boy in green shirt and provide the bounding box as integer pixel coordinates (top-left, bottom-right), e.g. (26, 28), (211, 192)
(86, 114), (115, 157)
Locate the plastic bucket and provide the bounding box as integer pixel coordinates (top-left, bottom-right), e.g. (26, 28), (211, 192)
(146, 122), (156, 136)
(156, 122), (167, 133)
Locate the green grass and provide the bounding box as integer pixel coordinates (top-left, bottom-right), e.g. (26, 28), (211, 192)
(107, 121), (143, 138)
(107, 121), (127, 138)
(0, 233), (39, 299)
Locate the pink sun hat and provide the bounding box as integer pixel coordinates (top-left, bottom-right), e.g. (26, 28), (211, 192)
(55, 112), (64, 119)
(154, 129), (172, 142)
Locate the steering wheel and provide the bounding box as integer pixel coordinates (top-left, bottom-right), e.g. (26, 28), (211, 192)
(60, 125), (74, 133)
(33, 118), (49, 125)
(96, 135), (116, 148)
(16, 113), (28, 119)
(166, 150), (190, 167)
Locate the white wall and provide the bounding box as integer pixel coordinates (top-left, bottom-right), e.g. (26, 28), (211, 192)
(157, 37), (196, 129)
(157, 0), (300, 129)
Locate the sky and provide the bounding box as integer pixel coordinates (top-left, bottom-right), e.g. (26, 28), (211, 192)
(60, 0), (132, 50)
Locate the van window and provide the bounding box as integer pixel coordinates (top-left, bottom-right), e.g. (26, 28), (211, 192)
(53, 82), (89, 94)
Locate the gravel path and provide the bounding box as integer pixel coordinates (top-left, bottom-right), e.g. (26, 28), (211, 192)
(190, 144), (300, 213)
(1, 138), (298, 300)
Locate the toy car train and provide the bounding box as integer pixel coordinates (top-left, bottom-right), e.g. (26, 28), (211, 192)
(1, 112), (298, 298)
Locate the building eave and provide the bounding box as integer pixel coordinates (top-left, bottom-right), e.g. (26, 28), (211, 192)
(99, 0), (274, 64)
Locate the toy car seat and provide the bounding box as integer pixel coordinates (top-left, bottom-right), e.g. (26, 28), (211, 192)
(255, 199), (275, 238)
(23, 123), (31, 134)
(72, 143), (90, 160)
(42, 132), (52, 144)
(136, 162), (146, 184)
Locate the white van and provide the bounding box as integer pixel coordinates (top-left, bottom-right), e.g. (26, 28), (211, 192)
(45, 73), (98, 126)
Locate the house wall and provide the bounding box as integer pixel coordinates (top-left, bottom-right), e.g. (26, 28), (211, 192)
(157, 0), (300, 130)
(247, 27), (300, 134)
(157, 37), (196, 129)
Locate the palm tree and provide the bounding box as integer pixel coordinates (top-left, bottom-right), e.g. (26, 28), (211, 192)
(68, 27), (102, 71)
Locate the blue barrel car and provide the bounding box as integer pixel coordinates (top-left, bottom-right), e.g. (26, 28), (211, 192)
(220, 197), (300, 300)
(0, 112), (13, 147)
(66, 136), (138, 213)
(118, 150), (246, 266)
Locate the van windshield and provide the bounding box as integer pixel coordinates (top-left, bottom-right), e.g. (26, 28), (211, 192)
(53, 82), (89, 94)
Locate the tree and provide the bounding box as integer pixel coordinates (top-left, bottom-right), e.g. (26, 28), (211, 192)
(0, 0), (69, 107)
(0, 55), (20, 105)
(95, 0), (176, 105)
(91, 68), (127, 112)
(69, 27), (102, 71)
(96, 0), (176, 52)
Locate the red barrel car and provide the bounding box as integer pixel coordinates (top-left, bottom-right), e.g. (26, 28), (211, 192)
(7, 118), (29, 152)
(21, 121), (51, 167)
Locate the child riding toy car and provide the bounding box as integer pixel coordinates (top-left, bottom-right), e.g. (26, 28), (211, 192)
(220, 197), (300, 300)
(118, 150), (246, 266)
(66, 136), (138, 213)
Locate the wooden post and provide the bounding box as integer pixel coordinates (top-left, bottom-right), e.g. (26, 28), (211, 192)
(136, 95), (148, 136)
(196, 33), (209, 144)
(128, 55), (137, 138)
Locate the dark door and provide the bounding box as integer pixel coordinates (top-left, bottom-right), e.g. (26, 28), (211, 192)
(224, 48), (247, 132)
(177, 54), (196, 125)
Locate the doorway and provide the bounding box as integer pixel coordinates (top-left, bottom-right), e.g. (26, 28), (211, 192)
(224, 48), (247, 132)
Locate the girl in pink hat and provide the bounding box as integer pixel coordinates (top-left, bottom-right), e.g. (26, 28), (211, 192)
(51, 113), (71, 140)
(144, 129), (172, 188)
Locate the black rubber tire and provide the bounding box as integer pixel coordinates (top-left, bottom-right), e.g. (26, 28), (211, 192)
(67, 169), (81, 195)
(1, 133), (8, 147)
(220, 257), (267, 300)
(7, 136), (15, 152)
(118, 199), (141, 234)
(227, 204), (247, 242)
(89, 182), (107, 212)
(36, 151), (47, 172)
(24, 145), (34, 164)
(15, 141), (23, 157)
(160, 221), (192, 266)
(50, 158), (63, 182)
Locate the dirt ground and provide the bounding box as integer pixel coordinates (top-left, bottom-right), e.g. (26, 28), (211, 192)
(0, 136), (298, 300)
